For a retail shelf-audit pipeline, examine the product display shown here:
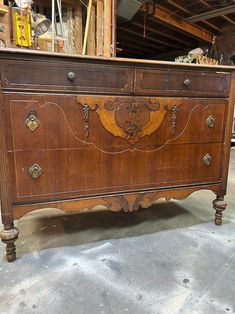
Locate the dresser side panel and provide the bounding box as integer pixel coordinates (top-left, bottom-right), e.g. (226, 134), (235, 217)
(221, 72), (235, 194)
(0, 84), (13, 224)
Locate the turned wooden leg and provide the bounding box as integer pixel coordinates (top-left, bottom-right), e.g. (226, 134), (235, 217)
(0, 223), (19, 262)
(213, 196), (227, 226)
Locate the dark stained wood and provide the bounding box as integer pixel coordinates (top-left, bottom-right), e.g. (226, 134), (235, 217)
(135, 68), (230, 97)
(1, 61), (133, 94)
(221, 72), (235, 193)
(0, 84), (19, 262)
(0, 48), (234, 262)
(13, 184), (222, 220)
(213, 195), (227, 226)
(10, 143), (223, 203)
(6, 95), (226, 149)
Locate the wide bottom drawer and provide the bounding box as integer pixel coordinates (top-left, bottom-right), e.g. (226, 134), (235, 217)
(11, 143), (222, 203)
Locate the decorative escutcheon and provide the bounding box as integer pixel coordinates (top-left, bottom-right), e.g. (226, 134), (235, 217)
(206, 115), (215, 128)
(25, 110), (39, 132)
(203, 153), (212, 166)
(28, 164), (43, 179)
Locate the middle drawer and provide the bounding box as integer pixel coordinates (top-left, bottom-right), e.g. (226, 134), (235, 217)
(7, 95), (227, 152)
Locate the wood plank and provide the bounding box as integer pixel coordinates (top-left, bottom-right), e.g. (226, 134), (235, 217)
(118, 33), (165, 50)
(74, 2), (83, 54)
(87, 3), (96, 56)
(103, 0), (111, 57)
(132, 21), (193, 46)
(119, 27), (181, 49)
(186, 4), (235, 22)
(166, 0), (223, 33)
(198, 0), (235, 27)
(67, 6), (75, 54)
(141, 4), (213, 43)
(82, 0), (93, 55)
(96, 0), (103, 56)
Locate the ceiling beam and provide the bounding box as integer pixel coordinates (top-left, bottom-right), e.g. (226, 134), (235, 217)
(222, 15), (235, 26)
(118, 33), (165, 50)
(118, 43), (151, 55)
(167, 0), (223, 33)
(118, 26), (182, 48)
(132, 20), (194, 46)
(120, 45), (148, 54)
(198, 0), (235, 27)
(141, 4), (213, 43)
(186, 4), (235, 23)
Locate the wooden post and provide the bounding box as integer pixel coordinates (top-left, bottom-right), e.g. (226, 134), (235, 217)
(103, 0), (111, 57)
(87, 3), (96, 56)
(111, 0), (117, 57)
(51, 0), (55, 52)
(74, 3), (83, 54)
(82, 0), (93, 55)
(67, 6), (75, 54)
(96, 0), (103, 56)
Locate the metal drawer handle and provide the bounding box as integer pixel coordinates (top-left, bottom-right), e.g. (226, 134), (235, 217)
(67, 71), (76, 81)
(183, 79), (190, 87)
(206, 115), (215, 128)
(28, 164), (43, 179)
(203, 153), (212, 166)
(25, 110), (39, 132)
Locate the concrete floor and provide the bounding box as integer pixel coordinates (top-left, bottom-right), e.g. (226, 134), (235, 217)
(0, 148), (234, 314)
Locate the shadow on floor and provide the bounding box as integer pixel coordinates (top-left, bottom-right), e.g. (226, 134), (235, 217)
(16, 200), (208, 257)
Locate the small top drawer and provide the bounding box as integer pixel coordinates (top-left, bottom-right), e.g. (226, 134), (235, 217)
(1, 61), (132, 94)
(135, 68), (230, 97)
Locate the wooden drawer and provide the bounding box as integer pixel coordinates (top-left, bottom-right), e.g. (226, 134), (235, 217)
(11, 143), (222, 203)
(1, 61), (132, 94)
(7, 95), (226, 152)
(135, 68), (230, 97)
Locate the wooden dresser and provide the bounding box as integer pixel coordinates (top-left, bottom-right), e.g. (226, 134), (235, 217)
(0, 49), (234, 262)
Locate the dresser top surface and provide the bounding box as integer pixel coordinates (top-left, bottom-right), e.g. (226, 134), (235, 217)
(0, 48), (235, 71)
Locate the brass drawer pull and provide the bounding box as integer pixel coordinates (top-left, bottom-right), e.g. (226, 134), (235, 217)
(203, 153), (212, 166)
(183, 79), (190, 87)
(67, 71), (76, 81)
(28, 164), (43, 179)
(206, 115), (215, 128)
(25, 110), (39, 132)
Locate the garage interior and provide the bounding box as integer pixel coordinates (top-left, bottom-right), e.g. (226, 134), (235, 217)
(0, 1), (235, 314)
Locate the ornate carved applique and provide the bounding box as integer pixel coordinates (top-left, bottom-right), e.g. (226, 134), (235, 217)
(82, 105), (90, 138)
(172, 105), (179, 134)
(104, 99), (160, 142)
(77, 96), (175, 144)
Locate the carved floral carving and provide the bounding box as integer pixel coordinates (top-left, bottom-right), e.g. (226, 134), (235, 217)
(13, 186), (221, 220)
(77, 96), (175, 144)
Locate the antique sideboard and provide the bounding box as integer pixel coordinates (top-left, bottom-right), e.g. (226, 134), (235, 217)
(0, 49), (234, 262)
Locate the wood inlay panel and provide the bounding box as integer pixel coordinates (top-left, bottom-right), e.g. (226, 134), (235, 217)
(7, 95), (226, 152)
